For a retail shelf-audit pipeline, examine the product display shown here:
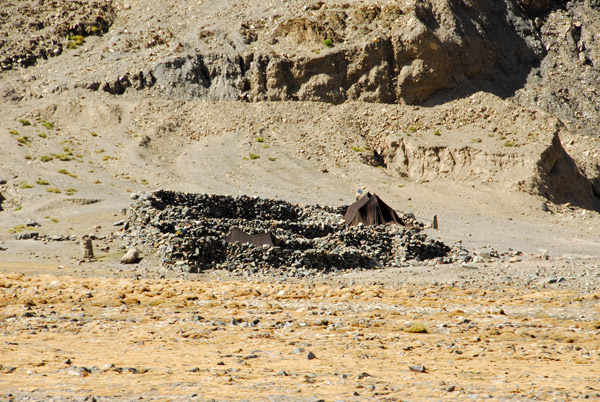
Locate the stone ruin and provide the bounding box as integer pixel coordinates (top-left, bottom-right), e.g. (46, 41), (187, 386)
(122, 190), (467, 276)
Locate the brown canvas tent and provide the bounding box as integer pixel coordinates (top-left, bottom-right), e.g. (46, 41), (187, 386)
(344, 192), (403, 226)
(225, 228), (280, 247)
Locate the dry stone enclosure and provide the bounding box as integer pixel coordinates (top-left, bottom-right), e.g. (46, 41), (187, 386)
(122, 190), (466, 275)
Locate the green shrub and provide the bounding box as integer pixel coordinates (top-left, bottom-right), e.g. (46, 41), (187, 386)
(404, 322), (429, 334)
(256, 137), (265, 143)
(41, 121), (54, 129)
(36, 179), (50, 185)
(434, 130), (441, 136)
(90, 132), (98, 137)
(24, 155), (32, 160)
(65, 188), (77, 195)
(37, 133), (47, 138)
(9, 129), (18, 135)
(68, 35), (85, 49)
(351, 146), (365, 152)
(57, 169), (77, 178)
(323, 38), (333, 47)
(504, 140), (514, 147)
(16, 136), (30, 145)
(47, 187), (61, 194)
(40, 155), (53, 162)
(18, 119), (31, 126)
(19, 182), (34, 189)
(249, 153), (260, 160)
(268, 157), (276, 161)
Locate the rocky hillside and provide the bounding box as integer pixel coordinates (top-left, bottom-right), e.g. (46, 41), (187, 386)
(1, 0), (600, 212)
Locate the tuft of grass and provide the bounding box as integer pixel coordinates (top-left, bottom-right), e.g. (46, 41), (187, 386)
(256, 137), (265, 143)
(68, 35), (85, 49)
(434, 130), (441, 136)
(36, 179), (50, 185)
(140, 178), (148, 185)
(323, 38), (333, 47)
(504, 140), (514, 147)
(404, 322), (429, 334)
(37, 133), (47, 138)
(90, 26), (100, 34)
(249, 153), (260, 160)
(19, 182), (34, 189)
(40, 155), (53, 162)
(90, 132), (98, 137)
(41, 121), (54, 129)
(46, 187), (61, 194)
(51, 218), (59, 223)
(262, 144), (270, 149)
(409, 126), (417, 132)
(351, 146), (365, 152)
(15, 205), (22, 211)
(24, 155), (32, 160)
(471, 138), (482, 143)
(57, 169), (78, 178)
(9, 129), (19, 135)
(94, 179), (101, 184)
(65, 188), (77, 195)
(268, 156), (276, 161)
(16, 136), (30, 145)
(96, 148), (105, 153)
(18, 119), (31, 126)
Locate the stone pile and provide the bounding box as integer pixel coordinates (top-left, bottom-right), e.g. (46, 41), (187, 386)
(123, 190), (460, 275)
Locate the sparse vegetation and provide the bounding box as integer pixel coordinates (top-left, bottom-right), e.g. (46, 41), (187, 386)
(9, 129), (18, 135)
(268, 156), (276, 161)
(405, 322), (429, 334)
(504, 140), (514, 147)
(46, 187), (61, 194)
(65, 188), (77, 195)
(41, 121), (54, 129)
(19, 182), (34, 189)
(90, 132), (98, 137)
(16, 136), (30, 145)
(14, 205), (22, 211)
(36, 179), (50, 185)
(249, 153), (260, 160)
(57, 169), (78, 178)
(409, 126), (417, 132)
(67, 35), (85, 49)
(434, 130), (441, 136)
(40, 155), (53, 162)
(18, 119), (31, 126)
(262, 144), (270, 149)
(51, 218), (58, 223)
(352, 146), (365, 152)
(38, 133), (47, 138)
(323, 38), (333, 47)
(256, 137), (265, 143)
(24, 155), (32, 160)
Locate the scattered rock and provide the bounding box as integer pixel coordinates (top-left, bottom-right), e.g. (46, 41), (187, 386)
(409, 365), (426, 373)
(307, 351), (316, 360)
(121, 247), (140, 264)
(80, 236), (94, 260)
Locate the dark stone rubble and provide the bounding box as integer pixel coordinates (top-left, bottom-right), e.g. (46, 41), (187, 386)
(122, 190), (465, 275)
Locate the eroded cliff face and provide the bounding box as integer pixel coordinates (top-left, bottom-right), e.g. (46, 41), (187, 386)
(95, 0), (544, 105)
